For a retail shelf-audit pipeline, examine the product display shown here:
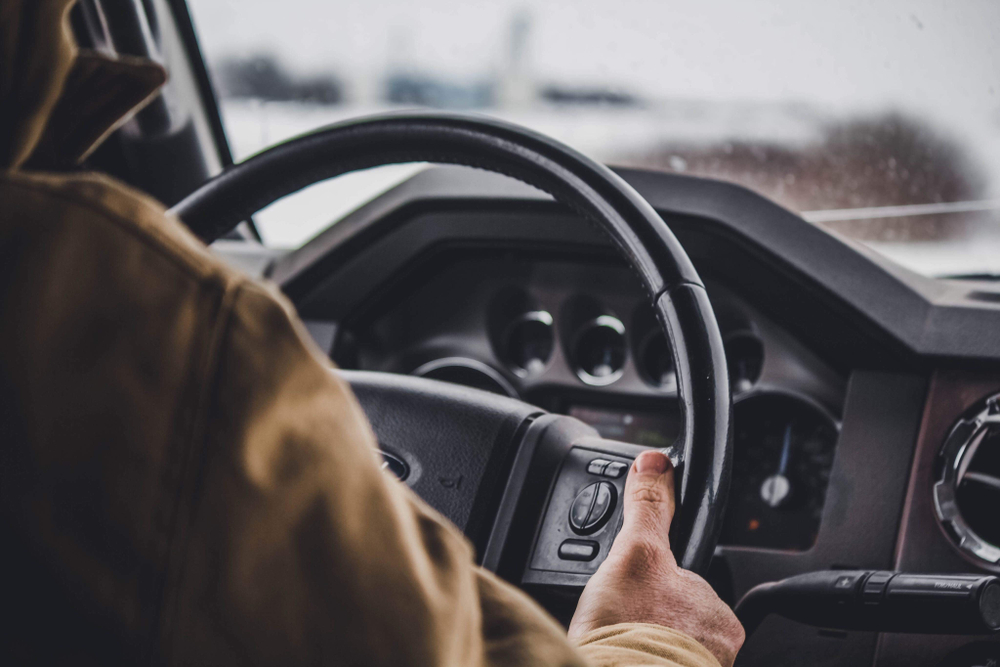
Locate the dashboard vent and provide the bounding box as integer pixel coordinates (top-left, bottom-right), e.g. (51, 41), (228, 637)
(935, 394), (1000, 566)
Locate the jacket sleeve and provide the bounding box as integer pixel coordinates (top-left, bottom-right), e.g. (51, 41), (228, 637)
(575, 625), (721, 667)
(0, 171), (718, 667)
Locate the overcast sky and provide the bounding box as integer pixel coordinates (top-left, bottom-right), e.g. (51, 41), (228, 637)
(188, 0), (999, 121)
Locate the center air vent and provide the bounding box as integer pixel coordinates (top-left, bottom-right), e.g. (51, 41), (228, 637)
(934, 393), (1000, 567)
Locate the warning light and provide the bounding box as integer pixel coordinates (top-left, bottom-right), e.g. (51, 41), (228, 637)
(748, 519), (760, 531)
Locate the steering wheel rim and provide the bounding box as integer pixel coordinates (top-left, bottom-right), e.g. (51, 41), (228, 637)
(171, 111), (732, 574)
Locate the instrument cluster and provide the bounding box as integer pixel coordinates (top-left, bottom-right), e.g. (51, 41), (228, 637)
(347, 254), (846, 551)
(484, 285), (676, 394)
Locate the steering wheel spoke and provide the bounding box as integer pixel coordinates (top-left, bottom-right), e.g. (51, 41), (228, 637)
(343, 372), (657, 587)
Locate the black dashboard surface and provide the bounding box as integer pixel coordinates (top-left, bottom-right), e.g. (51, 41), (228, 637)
(332, 248), (846, 555)
(273, 165), (1000, 368)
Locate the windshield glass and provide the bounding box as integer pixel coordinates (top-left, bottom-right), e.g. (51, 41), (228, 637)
(187, 0), (1000, 278)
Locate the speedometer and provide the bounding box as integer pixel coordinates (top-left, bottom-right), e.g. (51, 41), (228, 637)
(720, 392), (839, 550)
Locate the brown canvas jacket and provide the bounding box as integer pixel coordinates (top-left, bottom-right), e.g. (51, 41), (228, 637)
(0, 2), (719, 665)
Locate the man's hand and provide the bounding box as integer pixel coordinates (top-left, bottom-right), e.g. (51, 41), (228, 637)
(568, 450), (745, 667)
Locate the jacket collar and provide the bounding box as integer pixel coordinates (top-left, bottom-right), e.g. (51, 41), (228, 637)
(1, 0), (166, 171)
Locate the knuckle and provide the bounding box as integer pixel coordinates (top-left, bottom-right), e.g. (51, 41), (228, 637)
(676, 567), (710, 589)
(629, 479), (668, 505)
(722, 629), (745, 662)
(726, 610), (746, 647)
(732, 623), (746, 649)
(712, 599), (745, 655)
(613, 534), (671, 577)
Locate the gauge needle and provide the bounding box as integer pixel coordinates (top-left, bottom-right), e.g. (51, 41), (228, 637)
(761, 423), (793, 508)
(595, 348), (613, 377)
(778, 422), (792, 475)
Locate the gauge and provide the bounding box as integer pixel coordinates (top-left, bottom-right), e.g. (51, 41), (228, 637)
(502, 310), (554, 377)
(724, 332), (764, 394)
(637, 331), (675, 389)
(572, 315), (627, 386)
(720, 392), (839, 550)
(630, 304), (675, 390)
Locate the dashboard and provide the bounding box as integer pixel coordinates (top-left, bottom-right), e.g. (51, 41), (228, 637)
(334, 251), (845, 553)
(218, 165), (1000, 666)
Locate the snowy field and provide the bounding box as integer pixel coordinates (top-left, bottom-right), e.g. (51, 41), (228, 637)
(219, 100), (1000, 279)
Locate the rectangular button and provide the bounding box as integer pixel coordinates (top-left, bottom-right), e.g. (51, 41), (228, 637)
(604, 461), (628, 478)
(558, 539), (599, 561)
(587, 459), (611, 475)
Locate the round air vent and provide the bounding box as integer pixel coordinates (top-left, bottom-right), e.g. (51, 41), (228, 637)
(934, 393), (1000, 567)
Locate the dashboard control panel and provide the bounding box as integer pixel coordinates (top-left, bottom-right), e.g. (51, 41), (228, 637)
(523, 447), (632, 585)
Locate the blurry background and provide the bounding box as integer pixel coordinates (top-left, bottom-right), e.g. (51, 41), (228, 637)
(186, 0), (1000, 277)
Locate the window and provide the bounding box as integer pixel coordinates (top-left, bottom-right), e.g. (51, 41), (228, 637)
(188, 0), (1000, 278)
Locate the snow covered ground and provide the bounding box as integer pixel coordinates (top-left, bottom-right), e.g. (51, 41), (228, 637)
(219, 100), (1000, 278)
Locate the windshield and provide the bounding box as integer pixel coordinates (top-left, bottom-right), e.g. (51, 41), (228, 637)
(187, 0), (1000, 278)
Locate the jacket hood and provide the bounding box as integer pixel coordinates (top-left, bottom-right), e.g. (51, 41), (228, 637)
(0, 0), (166, 171)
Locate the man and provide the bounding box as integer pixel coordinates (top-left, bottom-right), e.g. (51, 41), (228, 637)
(0, 1), (744, 665)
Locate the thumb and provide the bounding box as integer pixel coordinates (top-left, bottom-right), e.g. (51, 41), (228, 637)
(619, 449), (676, 546)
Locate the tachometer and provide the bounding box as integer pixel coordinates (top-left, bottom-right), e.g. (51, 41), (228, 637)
(720, 392), (839, 550)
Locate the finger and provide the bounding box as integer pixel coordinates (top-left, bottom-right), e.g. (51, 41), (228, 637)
(620, 449), (676, 542)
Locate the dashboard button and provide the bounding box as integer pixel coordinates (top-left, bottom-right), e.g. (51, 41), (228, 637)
(570, 481), (619, 534)
(569, 483), (598, 532)
(558, 539), (599, 561)
(587, 459), (611, 475)
(604, 461), (628, 478)
(589, 481), (617, 531)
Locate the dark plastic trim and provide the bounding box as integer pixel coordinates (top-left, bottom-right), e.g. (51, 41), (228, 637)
(274, 165), (1000, 364)
(163, 0), (232, 167)
(162, 0), (262, 241)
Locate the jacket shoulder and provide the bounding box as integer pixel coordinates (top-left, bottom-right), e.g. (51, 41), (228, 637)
(1, 169), (234, 286)
(0, 169), (256, 663)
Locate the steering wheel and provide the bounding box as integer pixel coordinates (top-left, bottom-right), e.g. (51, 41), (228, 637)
(170, 112), (731, 577)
